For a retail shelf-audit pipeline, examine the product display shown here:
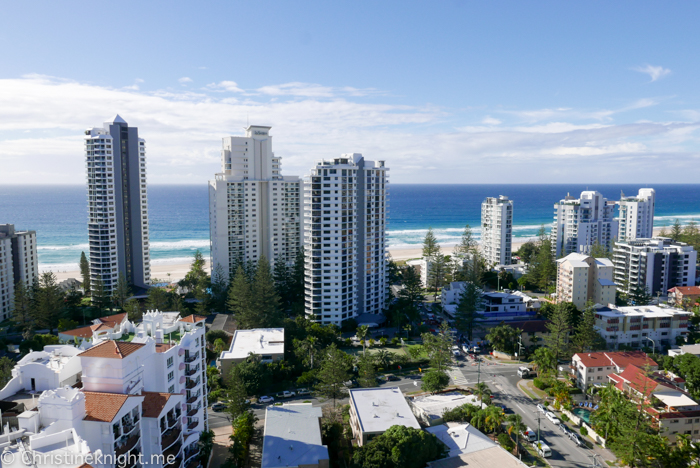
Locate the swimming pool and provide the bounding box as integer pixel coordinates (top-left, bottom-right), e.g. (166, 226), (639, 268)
(572, 407), (591, 424)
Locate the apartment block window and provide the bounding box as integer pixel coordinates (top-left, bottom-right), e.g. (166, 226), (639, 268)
(167, 357), (174, 368)
(169, 385), (175, 393)
(168, 371), (174, 382)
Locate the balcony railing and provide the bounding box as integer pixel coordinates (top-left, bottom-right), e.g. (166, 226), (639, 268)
(115, 433), (140, 457)
(184, 351), (200, 363)
(161, 427), (182, 450)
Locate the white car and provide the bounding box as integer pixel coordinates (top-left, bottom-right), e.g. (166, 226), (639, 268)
(536, 403), (546, 413)
(258, 396), (274, 404)
(545, 411), (561, 425)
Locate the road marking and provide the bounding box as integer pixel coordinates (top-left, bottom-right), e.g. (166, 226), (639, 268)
(447, 368), (470, 386)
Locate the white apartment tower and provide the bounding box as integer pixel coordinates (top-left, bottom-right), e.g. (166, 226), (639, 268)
(209, 125), (301, 276)
(303, 154), (389, 326)
(0, 224), (38, 320)
(481, 195), (513, 266)
(85, 115), (151, 294)
(617, 188), (655, 241)
(552, 191), (618, 258)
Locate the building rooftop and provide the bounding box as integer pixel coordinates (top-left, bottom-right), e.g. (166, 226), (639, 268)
(598, 278), (617, 287)
(179, 314), (207, 323)
(79, 341), (145, 359)
(504, 320), (549, 334)
(574, 350), (657, 369)
(668, 286), (700, 295)
(17, 346), (81, 372)
(262, 404), (329, 468)
(142, 392), (173, 418)
(349, 387), (420, 434)
(654, 391), (698, 408)
(83, 391), (133, 422)
(221, 328), (285, 361)
(427, 446), (527, 468)
(412, 393), (486, 423)
(59, 325), (95, 338)
(595, 305), (691, 319)
(426, 422), (495, 458)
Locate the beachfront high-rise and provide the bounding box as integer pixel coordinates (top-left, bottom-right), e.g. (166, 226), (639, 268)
(84, 115), (151, 294)
(481, 195), (513, 266)
(209, 125), (302, 276)
(303, 154), (388, 326)
(551, 191), (618, 258)
(0, 224), (38, 320)
(617, 188), (655, 241)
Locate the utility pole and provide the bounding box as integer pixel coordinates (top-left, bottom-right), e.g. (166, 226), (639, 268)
(476, 357), (482, 405)
(537, 407), (541, 442)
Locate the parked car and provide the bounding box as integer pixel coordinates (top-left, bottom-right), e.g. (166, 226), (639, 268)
(384, 374), (400, 382)
(258, 396), (274, 404)
(297, 388), (311, 396)
(211, 402), (227, 412)
(344, 380), (358, 388)
(275, 390), (296, 399)
(558, 423), (569, 435)
(532, 441), (552, 458)
(537, 403), (546, 413)
(545, 412), (561, 425)
(569, 432), (584, 446)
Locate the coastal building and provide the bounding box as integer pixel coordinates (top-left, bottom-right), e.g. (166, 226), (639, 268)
(668, 286), (700, 307)
(209, 125), (302, 277)
(555, 253), (616, 309)
(0, 311), (208, 468)
(410, 392), (486, 426)
(616, 188), (656, 241)
(612, 238), (697, 297)
(551, 191), (618, 258)
(441, 282), (536, 322)
(570, 350), (658, 391)
(58, 312), (129, 344)
(593, 305), (690, 351)
(218, 328), (285, 377)
(262, 404), (329, 468)
(348, 387), (420, 446)
(0, 224), (38, 320)
(668, 343), (700, 358)
(84, 115), (151, 295)
(303, 154), (389, 326)
(481, 195), (513, 266)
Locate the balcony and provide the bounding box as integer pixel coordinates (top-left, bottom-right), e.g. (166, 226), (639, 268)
(163, 441), (183, 461)
(184, 351), (200, 363)
(115, 433), (140, 457)
(162, 427), (182, 450)
(186, 377), (201, 389)
(188, 420), (199, 430)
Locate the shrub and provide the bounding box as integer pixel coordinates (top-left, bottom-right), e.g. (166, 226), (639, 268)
(345, 338), (352, 346)
(380, 337), (388, 347)
(391, 337), (400, 346)
(533, 377), (547, 390)
(369, 338), (375, 347)
(498, 433), (515, 452)
(560, 413), (570, 422)
(580, 426), (588, 436)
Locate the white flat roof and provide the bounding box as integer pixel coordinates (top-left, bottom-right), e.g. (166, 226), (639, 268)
(596, 305), (690, 319)
(221, 328), (285, 360)
(426, 422), (495, 457)
(349, 387), (420, 434)
(653, 391), (698, 408)
(262, 404), (329, 468)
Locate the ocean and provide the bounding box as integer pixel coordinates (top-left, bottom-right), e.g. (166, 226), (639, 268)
(1, 184), (700, 270)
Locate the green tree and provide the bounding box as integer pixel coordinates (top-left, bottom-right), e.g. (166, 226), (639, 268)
(421, 370), (450, 393)
(197, 430), (215, 465)
(227, 366), (251, 420)
(422, 227), (440, 259)
(514, 241), (539, 265)
(91, 277), (111, 313)
(528, 234), (556, 291)
(571, 302), (606, 353)
(483, 405), (505, 433)
(251, 256), (282, 328)
(485, 324), (521, 353)
(373, 349), (392, 371)
(213, 338), (227, 355)
(146, 287), (171, 311)
(356, 325), (370, 355)
(473, 382), (491, 405)
(227, 265), (252, 324)
(112, 273), (131, 310)
(180, 249), (210, 297)
(544, 301), (573, 365)
(0, 357), (14, 387)
(12, 280), (35, 340)
(79, 251), (90, 295)
(506, 413), (526, 455)
(442, 403), (480, 423)
(293, 335), (320, 369)
(454, 282), (483, 340)
(351, 425), (447, 468)
(427, 254), (449, 298)
(670, 219), (683, 241)
(316, 344), (352, 407)
(57, 318), (78, 332)
(590, 240), (612, 259)
(629, 284), (652, 306)
(210, 263), (229, 313)
(454, 224), (478, 257)
(532, 347), (556, 377)
(34, 272), (64, 334)
(357, 353), (377, 388)
(124, 299), (142, 322)
(421, 325), (452, 373)
(227, 355), (271, 396)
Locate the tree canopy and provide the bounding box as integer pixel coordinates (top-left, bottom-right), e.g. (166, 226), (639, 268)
(351, 425), (447, 468)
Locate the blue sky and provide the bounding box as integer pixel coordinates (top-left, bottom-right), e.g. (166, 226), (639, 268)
(1, 1), (699, 184)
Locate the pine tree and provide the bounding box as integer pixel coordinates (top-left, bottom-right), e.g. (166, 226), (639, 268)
(629, 284), (652, 306)
(210, 263), (228, 313)
(79, 251), (90, 295)
(357, 353), (377, 388)
(124, 299), (142, 322)
(454, 224), (477, 257)
(227, 266), (253, 326)
(315, 344), (352, 408)
(252, 256), (282, 328)
(34, 272), (64, 334)
(91, 277), (110, 314)
(427, 254), (448, 297)
(544, 302), (572, 367)
(273, 259), (291, 311)
(145, 287), (170, 311)
(422, 228), (440, 259)
(112, 273), (131, 309)
(671, 219), (683, 241)
(455, 282), (483, 340)
(572, 302), (606, 353)
(12, 281), (35, 340)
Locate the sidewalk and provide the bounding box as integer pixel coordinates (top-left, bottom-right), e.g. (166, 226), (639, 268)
(209, 425), (232, 468)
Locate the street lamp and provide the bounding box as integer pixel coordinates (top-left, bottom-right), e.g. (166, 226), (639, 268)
(646, 337), (655, 355)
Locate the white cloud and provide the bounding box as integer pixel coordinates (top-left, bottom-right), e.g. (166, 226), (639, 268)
(0, 75), (699, 185)
(178, 77), (193, 84)
(203, 80), (244, 93)
(255, 82), (379, 98)
(633, 64), (672, 82)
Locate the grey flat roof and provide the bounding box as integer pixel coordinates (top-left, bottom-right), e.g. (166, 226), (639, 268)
(262, 404), (329, 468)
(349, 387), (420, 434)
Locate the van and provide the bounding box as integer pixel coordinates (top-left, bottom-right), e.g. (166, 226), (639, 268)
(517, 366), (530, 378)
(523, 427), (537, 442)
(532, 441), (552, 458)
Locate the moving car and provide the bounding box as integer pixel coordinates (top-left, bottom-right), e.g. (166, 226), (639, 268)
(517, 366), (531, 378)
(258, 396), (274, 404)
(211, 402), (227, 412)
(545, 411), (561, 425)
(569, 432), (584, 446)
(384, 374), (400, 382)
(537, 403), (546, 413)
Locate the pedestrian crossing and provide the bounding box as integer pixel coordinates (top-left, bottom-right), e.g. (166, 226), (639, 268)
(448, 368), (469, 386)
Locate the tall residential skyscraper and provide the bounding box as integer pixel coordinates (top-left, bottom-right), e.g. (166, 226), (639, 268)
(209, 126), (301, 276)
(617, 188), (655, 241)
(303, 154), (388, 326)
(84, 115), (151, 294)
(0, 224), (38, 320)
(481, 195), (513, 266)
(552, 191), (618, 258)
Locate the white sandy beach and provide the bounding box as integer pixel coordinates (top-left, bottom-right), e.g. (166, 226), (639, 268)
(44, 225), (672, 283)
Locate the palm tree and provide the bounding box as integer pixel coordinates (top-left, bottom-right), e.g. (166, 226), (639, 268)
(403, 323), (412, 339)
(460, 403), (481, 423)
(506, 414), (526, 455)
(295, 336), (320, 369)
(373, 350), (392, 371)
(473, 382), (491, 405)
(483, 405), (505, 433)
(357, 325), (370, 355)
(471, 409), (487, 432)
(213, 338), (226, 355)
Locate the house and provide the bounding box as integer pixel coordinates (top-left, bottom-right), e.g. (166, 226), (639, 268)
(668, 286), (700, 307)
(410, 392), (487, 426)
(348, 387), (420, 446)
(571, 350), (657, 391)
(218, 328), (285, 377)
(262, 404), (329, 468)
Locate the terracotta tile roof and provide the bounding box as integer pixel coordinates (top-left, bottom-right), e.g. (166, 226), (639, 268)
(668, 286), (700, 295)
(98, 312), (127, 328)
(155, 343), (174, 353)
(574, 350), (657, 370)
(79, 341), (145, 359)
(615, 365), (674, 397)
(142, 392), (173, 418)
(60, 325), (94, 338)
(179, 314), (206, 323)
(83, 391), (132, 422)
(78, 464), (94, 468)
(90, 323), (113, 332)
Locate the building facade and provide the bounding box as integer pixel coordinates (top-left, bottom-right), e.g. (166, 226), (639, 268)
(0, 224), (38, 320)
(613, 238), (697, 297)
(552, 191), (618, 258)
(348, 387), (420, 446)
(209, 126), (302, 277)
(593, 305), (690, 351)
(617, 188), (655, 241)
(85, 115), (151, 294)
(303, 154), (388, 326)
(481, 195), (513, 266)
(555, 253), (616, 309)
(570, 350), (657, 391)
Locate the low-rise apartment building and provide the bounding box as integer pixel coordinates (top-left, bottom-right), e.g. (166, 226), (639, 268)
(262, 404), (329, 468)
(570, 350), (657, 391)
(594, 305), (690, 351)
(218, 328), (285, 377)
(555, 253), (615, 309)
(348, 387), (420, 446)
(441, 282), (536, 322)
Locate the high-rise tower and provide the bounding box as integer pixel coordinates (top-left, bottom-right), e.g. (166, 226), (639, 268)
(303, 154), (389, 326)
(617, 188), (655, 241)
(481, 195), (513, 266)
(84, 115), (151, 293)
(0, 224), (38, 320)
(209, 126), (301, 276)
(552, 191), (618, 258)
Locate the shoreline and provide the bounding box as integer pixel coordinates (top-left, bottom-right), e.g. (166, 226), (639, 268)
(42, 225), (671, 283)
